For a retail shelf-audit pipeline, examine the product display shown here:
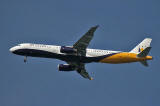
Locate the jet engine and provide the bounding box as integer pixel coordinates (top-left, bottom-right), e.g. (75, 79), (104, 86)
(60, 46), (77, 54)
(58, 64), (76, 71)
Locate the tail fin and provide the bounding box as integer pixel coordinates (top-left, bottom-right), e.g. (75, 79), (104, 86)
(137, 47), (152, 57)
(130, 38), (152, 53)
(138, 47), (152, 67)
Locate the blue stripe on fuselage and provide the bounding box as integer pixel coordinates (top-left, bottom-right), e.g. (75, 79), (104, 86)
(12, 48), (119, 63)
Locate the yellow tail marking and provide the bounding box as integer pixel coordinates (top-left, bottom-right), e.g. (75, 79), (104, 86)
(140, 48), (144, 52)
(99, 52), (150, 64)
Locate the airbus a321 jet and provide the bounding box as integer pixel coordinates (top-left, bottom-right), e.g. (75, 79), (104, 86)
(10, 25), (153, 80)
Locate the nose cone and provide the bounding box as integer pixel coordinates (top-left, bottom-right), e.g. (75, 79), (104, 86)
(9, 47), (14, 52)
(9, 46), (18, 53)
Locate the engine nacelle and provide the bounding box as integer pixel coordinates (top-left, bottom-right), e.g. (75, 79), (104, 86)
(60, 46), (77, 54)
(58, 64), (76, 71)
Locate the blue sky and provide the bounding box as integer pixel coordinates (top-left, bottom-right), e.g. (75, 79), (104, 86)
(1, 0), (160, 106)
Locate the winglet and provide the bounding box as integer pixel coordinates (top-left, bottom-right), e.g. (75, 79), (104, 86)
(94, 25), (99, 28)
(87, 25), (99, 35)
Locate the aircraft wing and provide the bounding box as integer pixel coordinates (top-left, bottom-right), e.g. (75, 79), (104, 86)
(73, 25), (99, 56)
(67, 62), (93, 80)
(76, 63), (93, 80)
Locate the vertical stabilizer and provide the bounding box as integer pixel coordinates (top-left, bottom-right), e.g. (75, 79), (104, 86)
(137, 47), (152, 57)
(130, 38), (152, 53)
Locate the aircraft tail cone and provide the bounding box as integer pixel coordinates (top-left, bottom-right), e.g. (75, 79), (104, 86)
(90, 77), (93, 80)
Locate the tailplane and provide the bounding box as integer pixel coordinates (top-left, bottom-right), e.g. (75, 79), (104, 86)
(140, 61), (148, 67)
(130, 38), (152, 54)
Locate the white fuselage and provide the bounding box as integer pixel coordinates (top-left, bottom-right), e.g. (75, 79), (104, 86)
(10, 43), (152, 64)
(10, 43), (120, 58)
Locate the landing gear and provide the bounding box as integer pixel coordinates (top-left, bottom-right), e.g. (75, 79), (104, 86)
(24, 56), (27, 63)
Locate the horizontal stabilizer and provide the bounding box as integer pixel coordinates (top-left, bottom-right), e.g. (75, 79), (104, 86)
(137, 47), (151, 57)
(140, 61), (148, 67)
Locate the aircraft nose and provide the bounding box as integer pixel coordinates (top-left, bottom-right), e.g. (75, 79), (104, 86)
(9, 46), (17, 53)
(9, 47), (14, 52)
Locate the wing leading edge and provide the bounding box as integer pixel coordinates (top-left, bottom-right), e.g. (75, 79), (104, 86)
(73, 25), (99, 56)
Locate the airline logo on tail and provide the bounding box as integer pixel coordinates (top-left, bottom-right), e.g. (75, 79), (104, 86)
(139, 47), (144, 52)
(130, 38), (152, 54)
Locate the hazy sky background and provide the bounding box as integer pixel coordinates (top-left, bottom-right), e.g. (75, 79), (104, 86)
(1, 0), (160, 106)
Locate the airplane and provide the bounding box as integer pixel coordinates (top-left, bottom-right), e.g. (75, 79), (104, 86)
(10, 25), (153, 80)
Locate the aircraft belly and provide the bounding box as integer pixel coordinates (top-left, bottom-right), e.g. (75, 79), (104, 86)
(13, 49), (62, 59)
(13, 48), (88, 62)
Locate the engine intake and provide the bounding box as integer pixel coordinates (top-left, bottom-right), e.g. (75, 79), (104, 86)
(58, 64), (76, 71)
(60, 46), (77, 54)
